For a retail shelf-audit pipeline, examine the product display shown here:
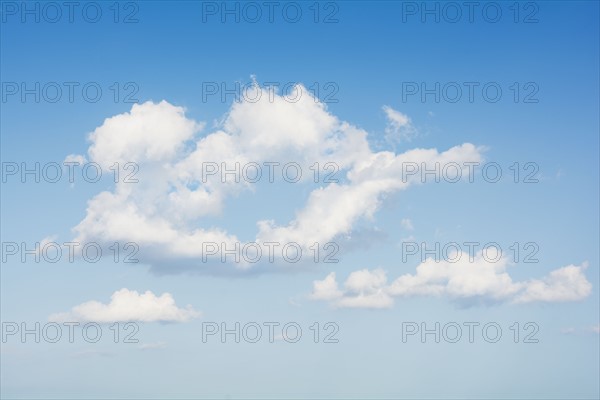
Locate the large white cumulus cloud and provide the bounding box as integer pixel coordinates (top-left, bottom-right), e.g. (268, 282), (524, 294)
(67, 83), (485, 272)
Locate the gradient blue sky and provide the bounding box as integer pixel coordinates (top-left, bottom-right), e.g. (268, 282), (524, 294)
(1, 1), (599, 399)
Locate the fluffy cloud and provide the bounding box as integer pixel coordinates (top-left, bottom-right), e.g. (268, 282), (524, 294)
(512, 263), (592, 303)
(49, 289), (201, 323)
(67, 81), (484, 272)
(309, 272), (343, 301)
(311, 269), (393, 309)
(87, 101), (203, 168)
(311, 255), (592, 308)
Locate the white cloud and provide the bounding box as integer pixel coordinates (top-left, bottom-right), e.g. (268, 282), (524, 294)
(344, 268), (388, 294)
(70, 350), (114, 359)
(512, 262), (592, 303)
(49, 288), (201, 323)
(256, 142), (483, 248)
(139, 341), (168, 350)
(311, 255), (592, 308)
(400, 218), (414, 231)
(63, 154), (87, 165)
(310, 272), (343, 301)
(310, 269), (392, 309)
(66, 81), (484, 272)
(336, 291), (394, 309)
(36, 235), (58, 256)
(87, 100), (203, 168)
(560, 327), (576, 334)
(560, 325), (599, 335)
(288, 298), (302, 307)
(388, 252), (521, 301)
(383, 105), (418, 144)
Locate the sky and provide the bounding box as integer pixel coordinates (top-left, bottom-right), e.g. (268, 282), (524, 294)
(1, 1), (599, 399)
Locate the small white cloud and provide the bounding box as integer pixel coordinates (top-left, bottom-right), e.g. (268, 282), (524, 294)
(311, 256), (592, 308)
(336, 291), (394, 309)
(71, 350), (114, 359)
(383, 105), (418, 144)
(513, 262), (592, 304)
(63, 154), (87, 165)
(561, 325), (600, 335)
(139, 341), (167, 350)
(288, 298), (302, 307)
(344, 268), (388, 294)
(400, 218), (414, 231)
(274, 333), (286, 341)
(398, 235), (416, 248)
(311, 269), (392, 309)
(35, 235), (58, 257)
(310, 272), (343, 301)
(49, 288), (201, 323)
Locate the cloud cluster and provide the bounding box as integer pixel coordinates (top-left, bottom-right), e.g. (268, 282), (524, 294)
(61, 80), (593, 311)
(68, 83), (484, 271)
(49, 288), (201, 323)
(310, 254), (592, 308)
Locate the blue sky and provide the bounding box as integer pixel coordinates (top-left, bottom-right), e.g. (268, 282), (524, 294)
(1, 1), (599, 399)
